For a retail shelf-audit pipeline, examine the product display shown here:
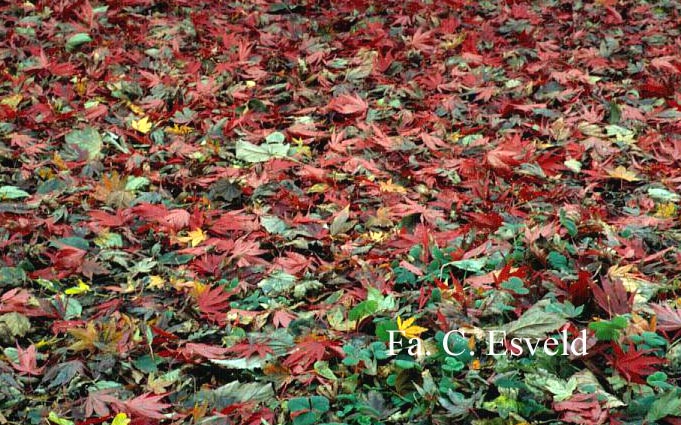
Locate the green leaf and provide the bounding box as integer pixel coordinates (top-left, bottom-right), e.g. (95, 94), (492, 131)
(0, 185), (30, 200)
(501, 306), (566, 339)
(376, 320), (398, 342)
(48, 412), (74, 425)
(124, 176), (149, 191)
(647, 371), (673, 390)
(63, 298), (82, 320)
(501, 277), (529, 295)
(646, 390), (681, 421)
(213, 381), (274, 404)
(588, 316), (628, 341)
(648, 187), (680, 203)
(313, 361), (337, 380)
(560, 210), (578, 237)
(258, 271), (297, 296)
(563, 159), (582, 173)
(65, 33), (92, 51)
(349, 300), (378, 321)
(261, 215), (289, 234)
(65, 126), (102, 160)
(289, 396), (329, 425)
(448, 258), (486, 273)
(547, 251), (569, 271)
(235, 139), (289, 163)
(0, 312), (31, 343)
(265, 131), (286, 144)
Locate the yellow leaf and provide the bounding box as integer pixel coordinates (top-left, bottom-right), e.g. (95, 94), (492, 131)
(165, 124), (192, 135)
(655, 202), (677, 218)
(64, 280), (90, 295)
(177, 228), (206, 247)
(111, 413), (130, 425)
(606, 166), (639, 182)
(1, 94), (23, 109)
(245, 80), (256, 88)
(307, 183), (329, 194)
(367, 231), (389, 242)
(397, 316), (427, 339)
(131, 116), (152, 134)
(127, 102), (145, 116)
(379, 179), (407, 194)
(147, 275), (165, 290)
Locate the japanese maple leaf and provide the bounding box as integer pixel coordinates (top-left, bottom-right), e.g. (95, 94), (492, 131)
(210, 210), (259, 235)
(420, 133), (449, 151)
(0, 288), (48, 317)
(177, 343), (229, 360)
(227, 341), (273, 358)
(608, 343), (667, 384)
(195, 285), (234, 325)
(651, 304), (681, 331)
(272, 310), (296, 328)
(486, 145), (523, 173)
(132, 203), (189, 231)
(569, 270), (591, 306)
(465, 212), (503, 232)
(283, 335), (344, 372)
(85, 389), (125, 417)
(327, 94), (368, 115)
(227, 237), (267, 267)
(389, 198), (445, 225)
(553, 393), (607, 425)
(272, 251), (314, 275)
(11, 344), (44, 376)
(409, 27), (434, 53)
(589, 277), (633, 316)
(158, 209), (190, 231)
(124, 393), (171, 420)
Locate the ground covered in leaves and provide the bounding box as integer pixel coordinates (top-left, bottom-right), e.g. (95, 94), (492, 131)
(1, 0), (681, 424)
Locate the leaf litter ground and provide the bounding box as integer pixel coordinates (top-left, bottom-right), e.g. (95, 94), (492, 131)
(1, 1), (681, 424)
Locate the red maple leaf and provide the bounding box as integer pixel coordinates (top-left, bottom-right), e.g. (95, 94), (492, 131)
(124, 393), (171, 420)
(88, 209), (132, 228)
(283, 335), (344, 373)
(176, 343), (229, 361)
(85, 389), (125, 417)
(651, 303), (681, 331)
(0, 288), (50, 317)
(272, 310), (296, 328)
(589, 277), (633, 316)
(210, 210), (259, 235)
(11, 344), (44, 376)
(326, 94), (368, 115)
(465, 212), (503, 232)
(553, 393), (607, 425)
(195, 285), (235, 325)
(608, 343), (667, 384)
(227, 341), (273, 358)
(569, 270), (591, 306)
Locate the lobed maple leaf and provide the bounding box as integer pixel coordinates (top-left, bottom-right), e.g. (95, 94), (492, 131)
(124, 393), (171, 420)
(176, 343), (229, 360)
(11, 344), (44, 376)
(553, 393), (607, 425)
(227, 341), (273, 359)
(569, 270), (591, 306)
(195, 285), (235, 325)
(608, 343), (667, 384)
(326, 93), (368, 115)
(283, 335), (344, 372)
(650, 303), (681, 332)
(589, 277), (633, 316)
